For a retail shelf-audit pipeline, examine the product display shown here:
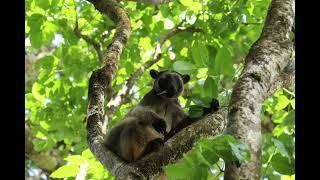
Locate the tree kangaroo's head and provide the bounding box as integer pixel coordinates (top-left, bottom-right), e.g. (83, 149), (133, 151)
(150, 69), (190, 98)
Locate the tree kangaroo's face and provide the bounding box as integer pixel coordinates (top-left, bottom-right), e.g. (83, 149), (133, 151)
(150, 69), (190, 98)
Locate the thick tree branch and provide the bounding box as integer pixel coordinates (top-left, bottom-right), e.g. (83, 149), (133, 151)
(85, 0), (131, 175)
(224, 0), (294, 179)
(109, 108), (228, 179)
(126, 0), (173, 5)
(107, 25), (203, 114)
(74, 17), (103, 63)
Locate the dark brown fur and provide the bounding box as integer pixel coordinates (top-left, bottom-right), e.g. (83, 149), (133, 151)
(105, 70), (190, 162)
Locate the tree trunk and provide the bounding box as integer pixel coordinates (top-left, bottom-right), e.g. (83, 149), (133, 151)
(224, 0), (294, 179)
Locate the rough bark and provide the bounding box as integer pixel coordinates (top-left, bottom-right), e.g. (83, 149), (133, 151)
(85, 0), (132, 176)
(224, 0), (294, 179)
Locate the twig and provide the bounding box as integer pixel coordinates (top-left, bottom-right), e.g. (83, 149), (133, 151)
(107, 24), (204, 114)
(73, 15), (103, 63)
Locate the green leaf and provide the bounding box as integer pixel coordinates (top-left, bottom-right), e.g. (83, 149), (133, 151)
(201, 150), (219, 165)
(272, 110), (288, 124)
(35, 55), (56, 71)
(290, 99), (295, 109)
(32, 82), (45, 102)
(275, 95), (290, 110)
(35, 0), (51, 10)
(180, 0), (193, 6)
(271, 153), (295, 175)
(173, 61), (197, 74)
(188, 105), (204, 118)
(164, 163), (192, 179)
(32, 138), (55, 152)
(229, 142), (249, 162)
(214, 47), (234, 76)
(278, 134), (294, 157)
(65, 155), (86, 165)
(50, 164), (80, 178)
(203, 76), (218, 98)
(29, 33), (44, 49)
(28, 13), (45, 31)
(283, 110), (295, 126)
(192, 41), (209, 66)
(271, 138), (290, 160)
(198, 135), (250, 162)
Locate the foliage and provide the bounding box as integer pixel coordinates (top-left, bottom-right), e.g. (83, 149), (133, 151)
(164, 134), (251, 180)
(261, 89), (295, 179)
(25, 0), (294, 179)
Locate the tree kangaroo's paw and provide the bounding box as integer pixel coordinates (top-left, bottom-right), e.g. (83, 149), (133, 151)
(143, 138), (164, 155)
(153, 119), (167, 135)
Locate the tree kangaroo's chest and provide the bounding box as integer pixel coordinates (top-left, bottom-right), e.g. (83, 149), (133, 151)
(148, 102), (187, 132)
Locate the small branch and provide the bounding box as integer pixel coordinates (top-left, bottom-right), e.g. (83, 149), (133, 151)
(126, 0), (174, 5)
(74, 16), (103, 63)
(107, 25), (203, 114)
(242, 22), (263, 26)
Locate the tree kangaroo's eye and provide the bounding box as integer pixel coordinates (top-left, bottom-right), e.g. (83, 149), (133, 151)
(159, 78), (167, 90)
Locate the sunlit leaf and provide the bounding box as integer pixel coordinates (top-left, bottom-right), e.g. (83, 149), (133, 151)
(50, 164), (80, 178)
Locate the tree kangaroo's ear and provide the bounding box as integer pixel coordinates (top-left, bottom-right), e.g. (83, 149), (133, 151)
(182, 74), (190, 84)
(150, 69), (159, 79)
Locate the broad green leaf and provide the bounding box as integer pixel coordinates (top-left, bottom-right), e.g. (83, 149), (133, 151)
(201, 150), (219, 165)
(173, 61), (197, 73)
(290, 99), (295, 109)
(32, 138), (55, 152)
(203, 76), (218, 98)
(271, 153), (295, 175)
(32, 82), (45, 102)
(164, 163), (192, 179)
(229, 142), (249, 163)
(180, 0), (193, 7)
(35, 0), (51, 10)
(27, 13), (45, 31)
(275, 95), (290, 110)
(65, 155), (87, 165)
(272, 138), (290, 160)
(192, 41), (209, 66)
(50, 164), (80, 178)
(214, 47), (234, 76)
(283, 110), (295, 126)
(198, 135), (250, 162)
(272, 110), (288, 124)
(35, 55), (56, 71)
(188, 105), (203, 118)
(29, 33), (44, 49)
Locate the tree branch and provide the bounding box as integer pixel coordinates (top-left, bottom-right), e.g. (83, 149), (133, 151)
(224, 0), (294, 179)
(85, 0), (131, 175)
(109, 108), (228, 179)
(126, 0), (174, 5)
(74, 16), (103, 63)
